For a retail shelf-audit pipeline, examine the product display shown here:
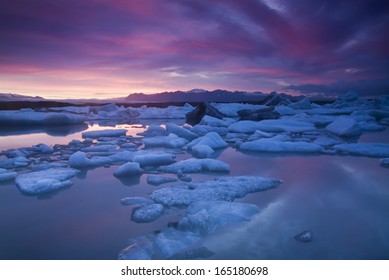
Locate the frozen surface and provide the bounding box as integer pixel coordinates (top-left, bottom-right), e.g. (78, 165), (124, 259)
(158, 158), (230, 174)
(165, 123), (198, 140)
(240, 139), (323, 153)
(151, 176), (282, 207)
(15, 168), (79, 194)
(142, 133), (188, 149)
(334, 143), (389, 158)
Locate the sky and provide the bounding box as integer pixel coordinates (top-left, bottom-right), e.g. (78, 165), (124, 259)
(0, 0), (388, 99)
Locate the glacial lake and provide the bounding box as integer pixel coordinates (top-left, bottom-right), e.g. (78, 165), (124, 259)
(0, 122), (388, 260)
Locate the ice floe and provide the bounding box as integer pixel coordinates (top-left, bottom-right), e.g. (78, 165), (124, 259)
(142, 133), (188, 149)
(0, 157), (30, 169)
(151, 176), (281, 207)
(187, 132), (228, 151)
(147, 175), (178, 186)
(165, 123), (198, 141)
(228, 119), (315, 134)
(69, 151), (112, 168)
(240, 139), (323, 153)
(0, 110), (86, 125)
(120, 197), (154, 206)
(114, 162), (144, 177)
(158, 158), (230, 174)
(81, 129), (127, 139)
(325, 117), (362, 137)
(0, 168), (17, 182)
(15, 167), (79, 194)
(334, 143), (389, 158)
(137, 125), (166, 137)
(131, 204), (165, 223)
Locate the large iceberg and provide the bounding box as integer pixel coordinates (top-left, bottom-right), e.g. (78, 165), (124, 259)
(158, 158), (230, 174)
(15, 168), (79, 194)
(151, 176), (282, 207)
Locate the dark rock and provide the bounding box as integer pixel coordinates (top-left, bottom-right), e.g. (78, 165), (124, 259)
(294, 230), (313, 242)
(186, 102), (226, 125)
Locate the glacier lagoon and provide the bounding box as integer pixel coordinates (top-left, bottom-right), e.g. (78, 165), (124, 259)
(1, 95), (389, 260)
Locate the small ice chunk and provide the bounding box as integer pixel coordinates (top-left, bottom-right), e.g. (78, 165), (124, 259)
(166, 123), (198, 140)
(35, 143), (53, 154)
(69, 151), (112, 168)
(247, 130), (273, 141)
(325, 117), (362, 137)
(240, 139), (323, 153)
(187, 132), (228, 150)
(120, 197), (154, 206)
(154, 229), (201, 259)
(131, 204), (165, 223)
(133, 153), (175, 166)
(158, 158), (230, 173)
(0, 168), (17, 182)
(81, 129), (127, 139)
(151, 176), (282, 207)
(15, 168), (79, 194)
(334, 143), (389, 158)
(191, 144), (215, 158)
(138, 125), (166, 137)
(114, 162), (144, 177)
(142, 133), (188, 149)
(118, 237), (154, 260)
(147, 175), (178, 186)
(33, 162), (68, 171)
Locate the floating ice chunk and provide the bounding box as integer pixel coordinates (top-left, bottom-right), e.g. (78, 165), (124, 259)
(187, 201), (260, 227)
(240, 139), (323, 153)
(49, 105), (90, 115)
(213, 103), (267, 117)
(109, 151), (135, 162)
(142, 133), (188, 149)
(0, 157), (30, 169)
(120, 197), (154, 206)
(187, 132), (228, 150)
(158, 158), (230, 174)
(69, 151), (112, 168)
(190, 125), (228, 136)
(290, 98), (311, 109)
(138, 125), (166, 137)
(81, 145), (118, 152)
(228, 119), (315, 134)
(154, 228), (201, 259)
(35, 143), (53, 154)
(33, 162), (68, 171)
(147, 175), (177, 186)
(334, 143), (389, 158)
(177, 170), (192, 182)
(0, 168), (17, 182)
(151, 176), (281, 207)
(380, 158), (389, 168)
(81, 129), (127, 139)
(15, 168), (79, 194)
(325, 117), (362, 137)
(200, 115), (235, 127)
(131, 204), (165, 223)
(191, 144), (215, 158)
(247, 130), (273, 141)
(0, 110), (86, 125)
(313, 137), (342, 147)
(165, 123), (198, 141)
(118, 237), (154, 260)
(114, 162), (144, 177)
(133, 153), (175, 166)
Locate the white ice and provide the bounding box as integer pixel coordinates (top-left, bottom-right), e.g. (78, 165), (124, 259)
(114, 162), (144, 177)
(190, 124), (229, 136)
(142, 133), (188, 149)
(81, 129), (127, 139)
(0, 110), (86, 125)
(240, 138), (323, 153)
(191, 144), (215, 158)
(158, 158), (230, 174)
(137, 125), (166, 137)
(120, 197), (154, 206)
(325, 116), (362, 137)
(199, 115), (235, 127)
(228, 119), (315, 134)
(151, 176), (282, 207)
(0, 157), (30, 169)
(15, 167), (79, 194)
(69, 151), (112, 168)
(187, 132), (228, 151)
(131, 203), (165, 223)
(0, 168), (17, 182)
(166, 123), (198, 141)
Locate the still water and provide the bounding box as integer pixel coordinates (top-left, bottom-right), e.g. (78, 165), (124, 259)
(0, 122), (388, 259)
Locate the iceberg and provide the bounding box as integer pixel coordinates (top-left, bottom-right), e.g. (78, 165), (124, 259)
(187, 132), (228, 150)
(15, 168), (79, 194)
(158, 158), (230, 174)
(81, 129), (127, 139)
(114, 162), (144, 177)
(240, 139), (323, 153)
(131, 204), (165, 223)
(147, 175), (178, 186)
(325, 117), (362, 137)
(137, 125), (166, 137)
(165, 123), (198, 141)
(69, 151), (112, 168)
(0, 168), (17, 182)
(0, 156), (30, 169)
(142, 134), (188, 149)
(199, 115), (235, 127)
(120, 197), (154, 206)
(191, 144), (215, 158)
(132, 153), (175, 166)
(334, 143), (389, 158)
(151, 176), (282, 207)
